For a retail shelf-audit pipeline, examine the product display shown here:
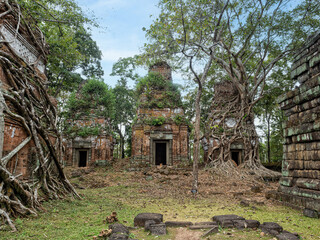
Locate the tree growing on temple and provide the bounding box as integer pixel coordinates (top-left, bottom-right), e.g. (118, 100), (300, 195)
(141, 0), (320, 188)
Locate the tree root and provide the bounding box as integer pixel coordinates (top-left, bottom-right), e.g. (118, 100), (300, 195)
(0, 1), (79, 231)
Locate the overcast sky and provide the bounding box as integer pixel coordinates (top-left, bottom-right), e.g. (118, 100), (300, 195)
(75, 0), (161, 87)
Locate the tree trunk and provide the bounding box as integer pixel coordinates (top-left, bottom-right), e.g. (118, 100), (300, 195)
(267, 114), (271, 163)
(192, 85), (202, 192)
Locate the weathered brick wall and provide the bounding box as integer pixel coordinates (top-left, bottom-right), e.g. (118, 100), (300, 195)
(131, 123), (189, 167)
(278, 32), (320, 211)
(0, 12), (48, 179)
(131, 63), (189, 167)
(63, 118), (114, 167)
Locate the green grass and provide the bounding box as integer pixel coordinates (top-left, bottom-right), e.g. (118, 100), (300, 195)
(0, 169), (320, 240)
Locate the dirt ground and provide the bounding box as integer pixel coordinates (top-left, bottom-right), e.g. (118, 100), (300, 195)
(66, 158), (278, 207)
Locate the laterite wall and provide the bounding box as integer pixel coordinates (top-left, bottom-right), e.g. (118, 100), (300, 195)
(278, 32), (320, 211)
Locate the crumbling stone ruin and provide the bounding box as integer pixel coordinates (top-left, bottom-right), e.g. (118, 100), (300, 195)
(63, 116), (114, 167)
(62, 79), (115, 168)
(0, 2), (49, 178)
(278, 32), (320, 214)
(0, 1), (78, 231)
(205, 81), (250, 166)
(131, 62), (189, 167)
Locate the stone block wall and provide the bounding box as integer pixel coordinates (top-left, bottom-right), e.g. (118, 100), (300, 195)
(278, 32), (320, 211)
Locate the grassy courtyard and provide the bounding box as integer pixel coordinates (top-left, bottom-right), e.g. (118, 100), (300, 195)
(0, 165), (319, 240)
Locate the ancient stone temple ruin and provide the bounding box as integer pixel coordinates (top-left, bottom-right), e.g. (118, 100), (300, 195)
(131, 62), (189, 167)
(0, 5), (49, 178)
(63, 116), (114, 167)
(278, 32), (320, 212)
(205, 81), (255, 166)
(63, 82), (115, 167)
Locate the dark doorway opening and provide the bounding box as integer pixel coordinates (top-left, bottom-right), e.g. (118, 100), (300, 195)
(155, 142), (167, 165)
(231, 151), (240, 165)
(79, 151), (87, 167)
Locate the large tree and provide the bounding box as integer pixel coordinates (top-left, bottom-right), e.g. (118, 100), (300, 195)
(142, 0), (320, 189)
(111, 57), (139, 158)
(17, 0), (103, 96)
(0, 1), (80, 231)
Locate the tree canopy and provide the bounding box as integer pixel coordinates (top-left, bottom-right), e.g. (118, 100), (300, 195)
(141, 0), (320, 188)
(17, 0), (103, 96)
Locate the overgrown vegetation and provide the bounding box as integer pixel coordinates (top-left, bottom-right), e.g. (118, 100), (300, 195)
(136, 72), (183, 109)
(62, 79), (115, 137)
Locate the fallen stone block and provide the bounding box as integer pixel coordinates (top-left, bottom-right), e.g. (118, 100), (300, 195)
(213, 214), (245, 223)
(149, 223), (166, 235)
(259, 222), (283, 236)
(220, 220), (234, 228)
(276, 232), (300, 240)
(144, 220), (156, 231)
(189, 225), (217, 230)
(108, 233), (128, 240)
(194, 221), (218, 226)
(165, 221), (193, 227)
(109, 223), (129, 235)
(134, 213), (163, 227)
(245, 220), (260, 228)
(303, 208), (319, 218)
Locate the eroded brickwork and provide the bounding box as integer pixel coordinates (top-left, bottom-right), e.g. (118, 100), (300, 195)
(131, 63), (189, 167)
(278, 32), (320, 211)
(0, 10), (48, 179)
(63, 117), (114, 167)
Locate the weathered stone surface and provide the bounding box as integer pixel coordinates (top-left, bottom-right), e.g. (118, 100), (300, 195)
(144, 220), (156, 231)
(134, 213), (163, 227)
(109, 223), (129, 235)
(131, 63), (189, 167)
(245, 220), (260, 229)
(189, 225), (218, 230)
(303, 208), (319, 218)
(194, 221), (217, 226)
(149, 223), (166, 235)
(165, 221), (193, 227)
(213, 215), (245, 223)
(276, 232), (300, 240)
(259, 222), (283, 236)
(108, 233), (128, 240)
(278, 32), (320, 212)
(232, 219), (260, 229)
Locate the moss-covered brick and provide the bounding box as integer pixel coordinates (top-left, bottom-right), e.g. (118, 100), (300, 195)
(291, 63), (308, 79)
(309, 53), (320, 67)
(280, 177), (294, 187)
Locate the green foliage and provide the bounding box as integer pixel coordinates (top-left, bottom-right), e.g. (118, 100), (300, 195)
(136, 72), (168, 95)
(63, 79), (115, 137)
(136, 72), (183, 109)
(147, 116), (166, 126)
(65, 79), (115, 120)
(17, 0), (103, 96)
(173, 115), (190, 127)
(78, 126), (100, 137)
(111, 58), (140, 158)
